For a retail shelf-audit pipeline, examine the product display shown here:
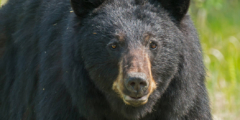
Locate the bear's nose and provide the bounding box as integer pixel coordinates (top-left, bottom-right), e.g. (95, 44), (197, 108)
(125, 73), (149, 94)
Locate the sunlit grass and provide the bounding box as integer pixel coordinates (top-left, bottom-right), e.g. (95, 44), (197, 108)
(0, 0), (7, 6)
(1, 0), (239, 119)
(190, 0), (240, 119)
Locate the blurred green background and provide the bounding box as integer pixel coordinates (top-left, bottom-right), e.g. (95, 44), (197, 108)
(1, 0), (239, 119)
(190, 0), (240, 119)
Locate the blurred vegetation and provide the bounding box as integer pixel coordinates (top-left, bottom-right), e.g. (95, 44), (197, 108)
(0, 0), (239, 119)
(0, 0), (7, 7)
(190, 0), (240, 119)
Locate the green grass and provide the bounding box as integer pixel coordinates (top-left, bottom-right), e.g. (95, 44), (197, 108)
(1, 0), (239, 119)
(0, 0), (7, 6)
(190, 0), (240, 119)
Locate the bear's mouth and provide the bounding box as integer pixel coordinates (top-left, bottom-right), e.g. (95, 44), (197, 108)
(123, 95), (148, 107)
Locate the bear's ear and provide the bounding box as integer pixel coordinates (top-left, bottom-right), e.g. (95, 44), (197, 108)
(158, 0), (190, 21)
(71, 0), (105, 17)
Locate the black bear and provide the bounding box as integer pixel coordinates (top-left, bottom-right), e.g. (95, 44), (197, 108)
(0, 0), (212, 119)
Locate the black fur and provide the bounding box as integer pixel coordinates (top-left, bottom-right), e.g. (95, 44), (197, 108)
(0, 0), (212, 120)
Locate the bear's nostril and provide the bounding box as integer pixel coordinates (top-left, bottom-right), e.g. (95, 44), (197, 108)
(140, 82), (146, 86)
(130, 82), (135, 87)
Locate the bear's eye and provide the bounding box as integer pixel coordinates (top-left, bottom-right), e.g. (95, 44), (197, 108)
(108, 43), (118, 50)
(111, 44), (117, 49)
(150, 42), (157, 50)
(107, 42), (119, 51)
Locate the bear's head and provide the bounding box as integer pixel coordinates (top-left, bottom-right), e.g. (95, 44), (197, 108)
(70, 0), (190, 119)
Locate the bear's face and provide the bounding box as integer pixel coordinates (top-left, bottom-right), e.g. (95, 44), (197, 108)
(80, 0), (180, 108)
(73, 0), (188, 118)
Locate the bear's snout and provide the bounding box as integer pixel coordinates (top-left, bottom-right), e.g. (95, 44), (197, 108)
(112, 49), (157, 107)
